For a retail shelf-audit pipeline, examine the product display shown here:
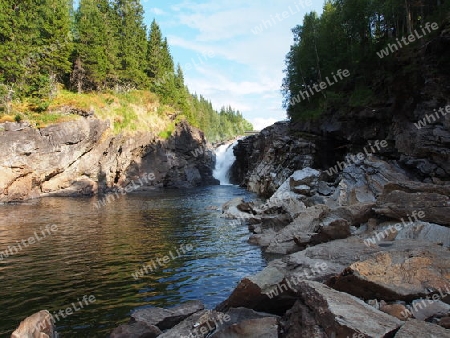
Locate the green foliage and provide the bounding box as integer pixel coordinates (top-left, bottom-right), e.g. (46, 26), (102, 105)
(29, 98), (51, 113)
(14, 113), (22, 123)
(283, 0), (446, 120)
(0, 2), (252, 142)
(0, 0), (72, 97)
(349, 86), (375, 107)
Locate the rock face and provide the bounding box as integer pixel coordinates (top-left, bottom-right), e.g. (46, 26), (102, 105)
(229, 121), (316, 197)
(0, 118), (218, 203)
(231, 22), (450, 194)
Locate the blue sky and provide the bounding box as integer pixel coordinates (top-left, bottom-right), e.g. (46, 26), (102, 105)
(141, 1), (324, 130)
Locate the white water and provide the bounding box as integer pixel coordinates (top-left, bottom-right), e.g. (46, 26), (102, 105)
(213, 141), (238, 185)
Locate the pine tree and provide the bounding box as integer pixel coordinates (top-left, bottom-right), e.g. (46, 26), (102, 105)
(74, 0), (119, 91)
(114, 0), (147, 89)
(0, 0), (72, 97)
(147, 19), (163, 81)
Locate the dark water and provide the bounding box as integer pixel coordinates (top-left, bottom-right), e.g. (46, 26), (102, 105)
(0, 186), (266, 337)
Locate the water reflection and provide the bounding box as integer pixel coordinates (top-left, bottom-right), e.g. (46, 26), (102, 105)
(0, 186), (265, 336)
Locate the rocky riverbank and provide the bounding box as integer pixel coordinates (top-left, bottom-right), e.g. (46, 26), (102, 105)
(16, 155), (450, 337)
(0, 115), (218, 203)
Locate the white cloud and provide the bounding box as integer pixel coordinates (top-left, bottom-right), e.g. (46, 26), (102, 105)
(250, 118), (281, 131)
(149, 7), (166, 15)
(144, 0), (323, 127)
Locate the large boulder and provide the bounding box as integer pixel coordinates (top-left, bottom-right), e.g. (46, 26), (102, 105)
(265, 205), (328, 254)
(157, 310), (231, 338)
(210, 308), (279, 338)
(374, 182), (450, 226)
(216, 265), (294, 315)
(280, 281), (402, 337)
(11, 310), (57, 338)
(330, 244), (450, 301)
(110, 322), (162, 338)
(394, 319), (450, 337)
(222, 198), (255, 220)
(211, 317), (278, 338)
(130, 300), (204, 330)
(263, 203), (374, 254)
(394, 221), (450, 247)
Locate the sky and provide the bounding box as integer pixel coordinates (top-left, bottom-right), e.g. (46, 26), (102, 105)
(140, 0), (324, 130)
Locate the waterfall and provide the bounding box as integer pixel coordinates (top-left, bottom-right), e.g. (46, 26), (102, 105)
(213, 141), (238, 185)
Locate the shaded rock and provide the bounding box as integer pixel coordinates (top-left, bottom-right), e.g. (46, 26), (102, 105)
(210, 308), (279, 338)
(237, 201), (255, 214)
(264, 203), (373, 254)
(375, 182), (450, 226)
(210, 317), (278, 338)
(394, 319), (450, 338)
(216, 266), (295, 315)
(110, 322), (162, 338)
(440, 316), (450, 329)
(248, 233), (277, 247)
(317, 181), (334, 196)
(281, 281), (402, 338)
(309, 218), (351, 245)
(229, 122), (316, 197)
(266, 205), (328, 254)
(291, 184), (311, 195)
(258, 214), (293, 232)
(280, 301), (327, 338)
(395, 221), (450, 247)
(264, 179), (306, 218)
(11, 310), (57, 338)
(158, 310), (231, 338)
(327, 157), (413, 208)
(0, 118), (218, 203)
(379, 303), (410, 320)
(330, 245), (450, 301)
(409, 299), (450, 320)
(131, 300), (204, 330)
(289, 168), (320, 188)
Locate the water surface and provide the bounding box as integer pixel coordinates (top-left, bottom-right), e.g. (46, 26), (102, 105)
(0, 186), (265, 337)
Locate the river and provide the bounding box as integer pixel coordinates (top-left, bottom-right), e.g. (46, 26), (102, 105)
(0, 184), (266, 336)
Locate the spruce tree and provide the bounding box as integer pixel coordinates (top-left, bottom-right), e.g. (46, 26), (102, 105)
(114, 0), (147, 89)
(74, 0), (119, 91)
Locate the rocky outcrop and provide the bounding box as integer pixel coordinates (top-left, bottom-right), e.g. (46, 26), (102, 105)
(0, 117), (218, 203)
(229, 121), (317, 197)
(231, 23), (450, 196)
(216, 153), (450, 336)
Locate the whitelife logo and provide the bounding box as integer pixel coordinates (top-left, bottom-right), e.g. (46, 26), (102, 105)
(364, 210), (426, 246)
(324, 140), (388, 176)
(377, 22), (439, 58)
(290, 69), (350, 106)
(0, 224), (58, 260)
(131, 244), (194, 280)
(414, 104), (450, 130)
(251, 0), (312, 35)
